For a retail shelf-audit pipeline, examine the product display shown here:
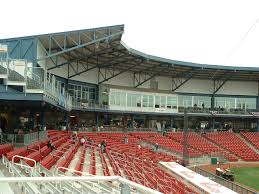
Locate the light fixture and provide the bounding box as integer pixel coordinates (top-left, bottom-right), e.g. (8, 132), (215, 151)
(70, 115), (76, 118)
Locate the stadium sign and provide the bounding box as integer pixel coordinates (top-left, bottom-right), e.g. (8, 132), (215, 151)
(160, 162), (238, 194)
(210, 111), (218, 116)
(250, 112), (259, 117)
(81, 102), (88, 108)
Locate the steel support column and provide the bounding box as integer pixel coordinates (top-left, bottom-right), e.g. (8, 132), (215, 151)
(212, 117), (215, 131)
(29, 111), (35, 130)
(211, 95), (215, 110)
(96, 113), (100, 128)
(40, 110), (45, 131)
(170, 116), (174, 129)
(131, 115), (134, 130)
(182, 108), (189, 166)
(257, 81), (259, 132)
(64, 112), (70, 131)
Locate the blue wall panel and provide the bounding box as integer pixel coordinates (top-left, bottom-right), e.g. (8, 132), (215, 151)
(0, 38), (36, 63)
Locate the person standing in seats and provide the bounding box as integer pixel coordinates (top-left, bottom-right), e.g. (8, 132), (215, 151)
(154, 143), (159, 152)
(101, 140), (107, 153)
(123, 136), (128, 144)
(80, 136), (86, 146)
(47, 140), (56, 151)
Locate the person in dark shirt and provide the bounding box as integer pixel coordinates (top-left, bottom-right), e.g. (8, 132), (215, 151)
(101, 140), (107, 153)
(47, 140), (56, 150)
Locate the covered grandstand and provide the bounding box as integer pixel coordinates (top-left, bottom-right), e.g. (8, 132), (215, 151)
(0, 25), (258, 194)
(1, 24), (259, 132)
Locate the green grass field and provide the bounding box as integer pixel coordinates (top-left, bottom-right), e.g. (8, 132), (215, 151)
(230, 167), (259, 191)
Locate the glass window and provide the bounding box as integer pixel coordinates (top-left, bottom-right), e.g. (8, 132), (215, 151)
(114, 92), (120, 105)
(149, 95), (154, 108)
(136, 95), (141, 107)
(155, 96), (160, 108)
(167, 96), (177, 109)
(215, 97), (225, 108)
(178, 95), (192, 107)
(132, 94), (137, 107)
(161, 96), (166, 108)
(127, 93), (131, 107)
(120, 92), (126, 106)
(143, 95), (148, 107)
(110, 92), (116, 105)
(193, 96), (211, 108)
(89, 88), (95, 92)
(236, 97), (256, 110)
(89, 93), (95, 101)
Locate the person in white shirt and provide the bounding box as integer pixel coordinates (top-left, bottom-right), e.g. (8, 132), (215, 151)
(80, 137), (86, 146)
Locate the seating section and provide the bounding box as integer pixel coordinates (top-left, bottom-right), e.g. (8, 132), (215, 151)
(206, 132), (259, 161)
(6, 147), (30, 162)
(56, 142), (80, 172)
(3, 130), (259, 194)
(0, 144), (14, 158)
(98, 147), (110, 176)
(131, 132), (200, 158)
(77, 132), (196, 194)
(40, 139), (72, 170)
(168, 132), (238, 162)
(240, 132), (259, 149)
(89, 146), (96, 175)
(74, 144), (87, 175)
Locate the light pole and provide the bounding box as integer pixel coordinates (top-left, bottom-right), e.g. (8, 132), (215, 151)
(182, 108), (189, 166)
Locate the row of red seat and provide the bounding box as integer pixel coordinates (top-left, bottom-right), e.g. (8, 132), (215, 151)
(74, 144), (87, 175)
(80, 132), (194, 193)
(106, 148), (121, 176)
(206, 132), (259, 161)
(89, 146), (96, 175)
(240, 132), (259, 150)
(0, 144), (14, 158)
(27, 139), (49, 151)
(106, 140), (195, 194)
(24, 146), (52, 167)
(6, 147), (30, 162)
(98, 147), (110, 176)
(57, 142), (80, 173)
(40, 139), (72, 170)
(168, 132), (238, 162)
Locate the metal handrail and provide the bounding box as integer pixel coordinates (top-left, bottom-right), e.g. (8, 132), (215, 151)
(11, 155), (36, 174)
(12, 155), (36, 167)
(56, 166), (93, 176)
(0, 176), (163, 194)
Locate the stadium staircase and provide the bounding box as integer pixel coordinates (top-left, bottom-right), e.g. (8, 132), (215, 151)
(1, 130), (257, 193)
(0, 132), (132, 194)
(0, 56), (72, 110)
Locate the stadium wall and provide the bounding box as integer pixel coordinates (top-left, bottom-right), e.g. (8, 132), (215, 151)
(47, 62), (258, 96)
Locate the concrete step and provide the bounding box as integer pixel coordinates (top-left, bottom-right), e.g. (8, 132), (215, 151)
(95, 148), (104, 176)
(103, 153), (115, 176)
(66, 147), (82, 176)
(82, 148), (91, 174)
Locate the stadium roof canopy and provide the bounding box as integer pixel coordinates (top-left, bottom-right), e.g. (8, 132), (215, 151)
(1, 24), (259, 91)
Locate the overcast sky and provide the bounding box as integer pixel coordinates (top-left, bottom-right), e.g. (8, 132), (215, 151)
(1, 0), (259, 67)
